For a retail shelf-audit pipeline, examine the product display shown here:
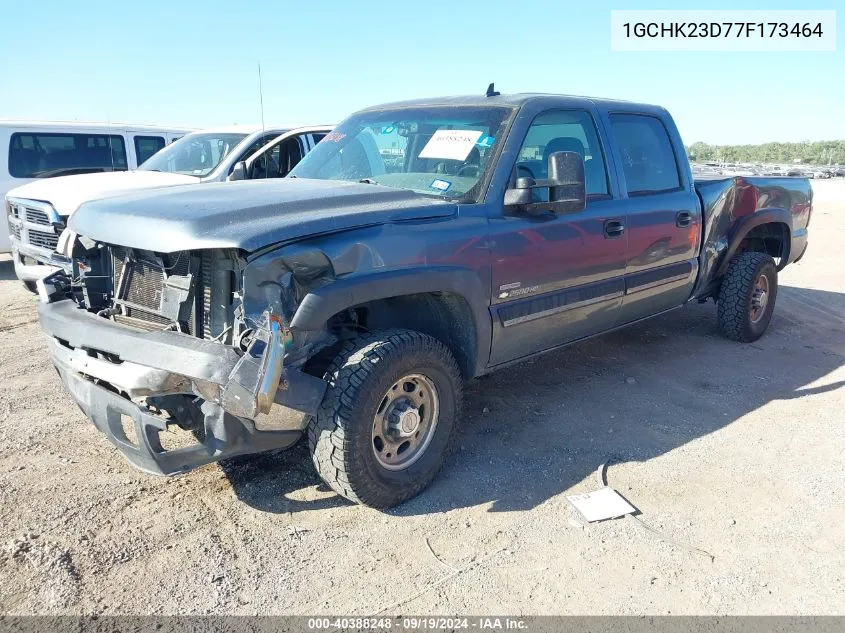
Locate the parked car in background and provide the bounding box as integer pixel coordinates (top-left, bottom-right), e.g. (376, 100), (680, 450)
(0, 121), (192, 253)
(35, 92), (811, 508)
(5, 125), (331, 289)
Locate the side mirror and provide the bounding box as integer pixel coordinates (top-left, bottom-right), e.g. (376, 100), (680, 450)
(228, 161), (247, 181)
(547, 151), (586, 213)
(505, 151), (586, 215)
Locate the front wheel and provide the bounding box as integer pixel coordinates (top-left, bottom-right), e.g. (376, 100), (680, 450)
(717, 252), (778, 342)
(308, 329), (462, 509)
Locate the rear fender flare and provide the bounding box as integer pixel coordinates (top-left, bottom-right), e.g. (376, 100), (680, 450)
(715, 208), (793, 278)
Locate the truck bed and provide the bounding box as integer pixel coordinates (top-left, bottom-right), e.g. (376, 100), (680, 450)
(692, 175), (812, 299)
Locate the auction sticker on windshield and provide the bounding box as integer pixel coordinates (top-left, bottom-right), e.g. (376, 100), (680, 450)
(477, 134), (495, 148)
(419, 129), (483, 161)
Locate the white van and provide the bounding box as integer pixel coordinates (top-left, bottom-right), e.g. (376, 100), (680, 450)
(0, 121), (192, 253)
(5, 124), (331, 287)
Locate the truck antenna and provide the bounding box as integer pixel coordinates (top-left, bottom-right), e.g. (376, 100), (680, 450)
(258, 62), (266, 133)
(486, 83), (500, 97)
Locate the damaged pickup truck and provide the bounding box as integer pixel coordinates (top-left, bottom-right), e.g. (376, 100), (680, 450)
(36, 92), (811, 508)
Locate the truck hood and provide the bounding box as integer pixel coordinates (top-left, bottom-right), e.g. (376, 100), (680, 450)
(69, 178), (456, 253)
(6, 171), (200, 216)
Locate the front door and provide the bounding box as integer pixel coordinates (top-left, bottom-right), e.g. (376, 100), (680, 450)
(488, 109), (628, 365)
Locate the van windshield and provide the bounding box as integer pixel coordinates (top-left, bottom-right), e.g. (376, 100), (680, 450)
(138, 132), (247, 177)
(288, 106), (516, 202)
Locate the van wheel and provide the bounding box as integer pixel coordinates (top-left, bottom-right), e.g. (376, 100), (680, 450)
(717, 252), (778, 342)
(23, 281), (37, 293)
(308, 329), (462, 509)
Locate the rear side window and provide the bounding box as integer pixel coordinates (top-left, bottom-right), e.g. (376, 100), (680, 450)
(134, 135), (166, 165)
(8, 132), (128, 178)
(608, 114), (680, 195)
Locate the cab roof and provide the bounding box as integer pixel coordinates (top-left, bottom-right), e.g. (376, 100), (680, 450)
(357, 92), (664, 114)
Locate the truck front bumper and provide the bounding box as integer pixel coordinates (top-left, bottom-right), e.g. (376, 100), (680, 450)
(39, 299), (327, 475)
(12, 241), (67, 283)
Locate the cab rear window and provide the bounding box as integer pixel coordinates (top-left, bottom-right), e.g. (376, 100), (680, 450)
(8, 132), (128, 178)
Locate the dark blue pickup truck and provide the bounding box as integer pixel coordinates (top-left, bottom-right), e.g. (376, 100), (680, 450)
(36, 91), (811, 508)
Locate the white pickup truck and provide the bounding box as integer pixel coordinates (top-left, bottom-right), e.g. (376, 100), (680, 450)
(5, 124), (331, 289)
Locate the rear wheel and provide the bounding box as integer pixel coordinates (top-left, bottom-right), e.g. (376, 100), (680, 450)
(717, 252), (778, 342)
(308, 329), (462, 508)
(22, 281), (37, 294)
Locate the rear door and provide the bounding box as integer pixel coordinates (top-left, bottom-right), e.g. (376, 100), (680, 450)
(606, 112), (701, 322)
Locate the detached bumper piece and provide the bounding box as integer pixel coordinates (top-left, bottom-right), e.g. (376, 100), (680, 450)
(221, 313), (287, 419)
(39, 299), (326, 475)
(56, 364), (301, 475)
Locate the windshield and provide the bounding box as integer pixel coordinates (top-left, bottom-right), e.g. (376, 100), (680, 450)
(138, 132), (248, 177)
(288, 106), (515, 201)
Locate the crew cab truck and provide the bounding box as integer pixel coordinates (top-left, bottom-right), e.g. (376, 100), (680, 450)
(35, 93), (811, 508)
(6, 125), (331, 289)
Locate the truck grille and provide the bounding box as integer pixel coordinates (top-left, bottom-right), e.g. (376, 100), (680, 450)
(7, 201), (60, 251)
(25, 208), (50, 225)
(111, 248), (200, 335)
(28, 230), (59, 250)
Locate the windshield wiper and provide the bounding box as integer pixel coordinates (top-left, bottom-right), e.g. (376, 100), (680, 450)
(358, 178), (380, 185)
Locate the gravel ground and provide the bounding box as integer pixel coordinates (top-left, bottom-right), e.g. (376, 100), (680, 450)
(0, 180), (843, 616)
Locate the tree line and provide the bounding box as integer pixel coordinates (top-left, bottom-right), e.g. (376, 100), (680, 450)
(686, 141), (845, 165)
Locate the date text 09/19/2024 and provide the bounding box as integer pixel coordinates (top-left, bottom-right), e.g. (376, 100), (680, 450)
(307, 617), (528, 630)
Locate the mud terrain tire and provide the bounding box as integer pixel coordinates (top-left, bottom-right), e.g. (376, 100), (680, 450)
(308, 329), (462, 508)
(718, 252), (778, 342)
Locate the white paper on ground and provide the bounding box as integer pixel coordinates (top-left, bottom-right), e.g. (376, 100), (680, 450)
(418, 129), (483, 161)
(567, 486), (637, 522)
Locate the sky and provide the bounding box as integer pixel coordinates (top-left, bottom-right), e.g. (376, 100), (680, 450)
(0, 0), (841, 146)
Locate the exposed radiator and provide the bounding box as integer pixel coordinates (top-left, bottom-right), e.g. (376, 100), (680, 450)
(111, 248), (200, 336)
(201, 250), (214, 339)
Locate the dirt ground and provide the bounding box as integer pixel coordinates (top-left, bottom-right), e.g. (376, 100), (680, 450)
(0, 180), (843, 616)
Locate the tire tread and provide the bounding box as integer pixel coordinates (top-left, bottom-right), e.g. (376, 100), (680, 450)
(308, 329), (462, 508)
(717, 252), (777, 342)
